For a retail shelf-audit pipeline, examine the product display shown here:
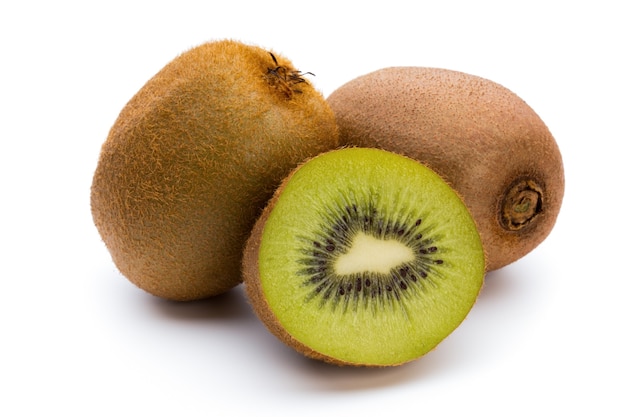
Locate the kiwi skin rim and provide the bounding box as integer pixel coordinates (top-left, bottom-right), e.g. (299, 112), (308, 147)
(242, 149), (486, 367)
(243, 196), (338, 365)
(243, 160), (352, 366)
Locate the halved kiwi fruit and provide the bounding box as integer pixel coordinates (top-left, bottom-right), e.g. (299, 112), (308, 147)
(243, 148), (485, 366)
(91, 40), (338, 301)
(327, 67), (565, 271)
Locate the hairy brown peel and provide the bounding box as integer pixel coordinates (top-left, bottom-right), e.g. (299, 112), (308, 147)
(91, 40), (338, 300)
(327, 67), (565, 271)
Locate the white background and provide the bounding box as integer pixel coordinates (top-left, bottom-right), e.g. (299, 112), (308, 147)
(1, 1), (624, 416)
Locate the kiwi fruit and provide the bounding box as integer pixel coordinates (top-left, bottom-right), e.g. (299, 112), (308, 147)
(242, 148), (485, 366)
(327, 67), (565, 271)
(91, 40), (338, 301)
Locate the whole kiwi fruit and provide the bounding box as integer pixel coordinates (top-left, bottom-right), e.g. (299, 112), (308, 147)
(327, 67), (565, 271)
(243, 148), (485, 366)
(91, 40), (338, 301)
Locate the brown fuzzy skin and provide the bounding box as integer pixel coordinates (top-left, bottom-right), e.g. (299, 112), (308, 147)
(327, 67), (564, 271)
(91, 40), (338, 301)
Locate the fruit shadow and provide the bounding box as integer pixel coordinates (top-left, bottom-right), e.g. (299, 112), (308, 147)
(480, 267), (522, 300)
(142, 286), (428, 389)
(144, 284), (255, 323)
(138, 265), (528, 392)
(476, 257), (552, 311)
(285, 354), (433, 391)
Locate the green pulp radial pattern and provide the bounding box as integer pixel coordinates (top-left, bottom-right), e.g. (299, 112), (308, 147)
(258, 148), (485, 365)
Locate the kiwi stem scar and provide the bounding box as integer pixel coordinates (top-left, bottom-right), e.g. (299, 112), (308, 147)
(500, 179), (544, 231)
(264, 52), (313, 99)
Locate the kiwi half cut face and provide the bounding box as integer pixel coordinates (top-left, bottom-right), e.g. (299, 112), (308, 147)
(243, 148), (485, 366)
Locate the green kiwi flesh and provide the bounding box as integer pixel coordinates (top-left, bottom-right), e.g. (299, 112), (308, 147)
(91, 40), (338, 301)
(327, 67), (565, 271)
(243, 148), (485, 366)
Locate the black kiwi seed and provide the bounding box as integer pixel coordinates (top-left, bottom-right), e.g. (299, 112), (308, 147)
(298, 199), (446, 312)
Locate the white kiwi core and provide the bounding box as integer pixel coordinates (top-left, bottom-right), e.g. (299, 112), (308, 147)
(334, 232), (414, 275)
